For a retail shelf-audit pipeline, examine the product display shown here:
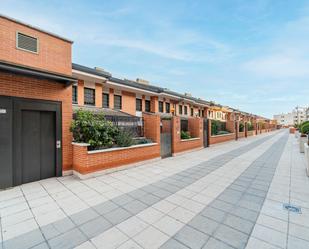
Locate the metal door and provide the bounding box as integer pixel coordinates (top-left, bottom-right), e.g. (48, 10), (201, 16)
(203, 118), (209, 147)
(160, 119), (172, 158)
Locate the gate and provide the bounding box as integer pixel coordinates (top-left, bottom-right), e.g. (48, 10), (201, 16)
(203, 118), (209, 147)
(160, 118), (172, 158)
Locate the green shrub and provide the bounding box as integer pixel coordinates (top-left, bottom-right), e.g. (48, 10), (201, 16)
(134, 138), (153, 145)
(239, 123), (244, 132)
(301, 123), (309, 134)
(115, 129), (134, 147)
(217, 130), (230, 135)
(247, 122), (254, 131)
(70, 110), (119, 149)
(181, 131), (191, 139)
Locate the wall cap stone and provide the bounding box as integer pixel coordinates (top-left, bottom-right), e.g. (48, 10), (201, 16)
(87, 143), (158, 154)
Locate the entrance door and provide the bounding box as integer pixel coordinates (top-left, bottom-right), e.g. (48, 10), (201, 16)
(203, 119), (209, 147)
(0, 96), (62, 188)
(160, 119), (172, 158)
(21, 110), (56, 184)
(13, 98), (62, 186)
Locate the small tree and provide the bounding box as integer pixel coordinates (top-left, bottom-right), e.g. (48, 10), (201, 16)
(239, 123), (244, 132)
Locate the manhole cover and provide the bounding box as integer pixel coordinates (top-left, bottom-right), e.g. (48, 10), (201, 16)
(283, 203), (302, 214)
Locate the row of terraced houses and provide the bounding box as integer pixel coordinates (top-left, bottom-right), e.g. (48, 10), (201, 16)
(0, 15), (277, 188)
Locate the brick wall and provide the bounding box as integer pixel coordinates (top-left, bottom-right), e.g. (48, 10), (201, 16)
(209, 133), (236, 145)
(238, 131), (246, 138)
(0, 16), (72, 76)
(72, 143), (160, 175)
(172, 116), (203, 154)
(77, 80), (84, 106)
(0, 71), (73, 171)
(247, 130), (256, 136)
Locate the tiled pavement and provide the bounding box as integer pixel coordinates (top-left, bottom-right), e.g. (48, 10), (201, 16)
(0, 130), (308, 249)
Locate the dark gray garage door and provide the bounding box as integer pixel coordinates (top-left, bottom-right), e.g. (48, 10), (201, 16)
(0, 96), (62, 188)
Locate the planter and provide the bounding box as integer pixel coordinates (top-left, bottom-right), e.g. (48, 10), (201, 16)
(305, 143), (309, 177)
(299, 135), (308, 153)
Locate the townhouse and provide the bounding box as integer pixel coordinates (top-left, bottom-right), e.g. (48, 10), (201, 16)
(0, 15), (276, 188)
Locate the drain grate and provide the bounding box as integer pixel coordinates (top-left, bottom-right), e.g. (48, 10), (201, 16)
(283, 203), (302, 214)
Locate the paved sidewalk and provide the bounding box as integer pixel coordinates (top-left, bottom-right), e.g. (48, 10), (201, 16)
(0, 130), (308, 249)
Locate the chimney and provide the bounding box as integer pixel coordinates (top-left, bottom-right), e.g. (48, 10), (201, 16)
(184, 92), (192, 97)
(94, 67), (105, 73)
(136, 78), (149, 85)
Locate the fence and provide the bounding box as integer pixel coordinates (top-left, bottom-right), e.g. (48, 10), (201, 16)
(105, 115), (144, 137)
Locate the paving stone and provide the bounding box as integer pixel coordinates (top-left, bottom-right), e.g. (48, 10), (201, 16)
(209, 199), (234, 213)
(200, 206), (227, 223)
(223, 214), (255, 235)
(48, 228), (87, 249)
(122, 199), (148, 215)
(93, 200), (118, 215)
(174, 226), (209, 249)
(202, 237), (235, 249)
(189, 215), (220, 236)
(152, 189), (172, 199)
(103, 208), (131, 225)
(231, 206), (259, 222)
(3, 230), (45, 249)
(139, 193), (161, 206)
(160, 238), (190, 249)
(127, 189), (148, 199)
(79, 216), (112, 238)
(112, 194), (134, 206)
(213, 224), (249, 249)
(71, 209), (99, 226)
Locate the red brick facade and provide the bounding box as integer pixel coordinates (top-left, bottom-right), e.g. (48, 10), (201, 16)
(0, 16), (72, 76)
(0, 71), (73, 171)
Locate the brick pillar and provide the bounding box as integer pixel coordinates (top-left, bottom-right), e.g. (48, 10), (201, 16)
(172, 116), (180, 154)
(150, 96), (158, 113)
(245, 122), (248, 138)
(142, 95), (146, 112)
(143, 113), (160, 143)
(236, 121), (239, 140)
(95, 83), (103, 108)
(109, 88), (114, 109)
(77, 80), (84, 106)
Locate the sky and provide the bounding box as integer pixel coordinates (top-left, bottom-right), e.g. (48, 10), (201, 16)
(1, 0), (309, 118)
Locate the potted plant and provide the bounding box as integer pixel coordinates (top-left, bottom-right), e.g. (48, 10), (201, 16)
(299, 121), (309, 153)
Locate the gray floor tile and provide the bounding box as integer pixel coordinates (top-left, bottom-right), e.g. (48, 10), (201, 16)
(209, 200), (234, 213)
(48, 228), (87, 249)
(128, 189), (148, 199)
(103, 207), (131, 225)
(213, 224), (249, 249)
(174, 226), (209, 249)
(139, 194), (161, 206)
(231, 206), (259, 222)
(3, 230), (45, 249)
(52, 217), (76, 233)
(152, 189), (172, 199)
(223, 214), (255, 235)
(160, 239), (190, 249)
(30, 242), (49, 249)
(112, 194), (135, 206)
(201, 206), (227, 223)
(122, 199), (148, 215)
(189, 215), (220, 236)
(93, 200), (119, 215)
(71, 208), (100, 226)
(202, 237), (235, 249)
(79, 216), (112, 238)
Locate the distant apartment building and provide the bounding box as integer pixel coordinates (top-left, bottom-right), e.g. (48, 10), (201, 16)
(273, 106), (309, 126)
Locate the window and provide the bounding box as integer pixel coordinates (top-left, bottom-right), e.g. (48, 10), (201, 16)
(84, 88), (95, 105)
(184, 106), (188, 115)
(72, 85), (77, 104)
(159, 101), (164, 113)
(201, 110), (204, 117)
(198, 110), (201, 117)
(114, 95), (122, 110)
(16, 32), (38, 53)
(103, 93), (109, 108)
(145, 100), (151, 112)
(179, 105), (183, 115)
(166, 103), (170, 113)
(136, 98), (142, 111)
(191, 108), (194, 116)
